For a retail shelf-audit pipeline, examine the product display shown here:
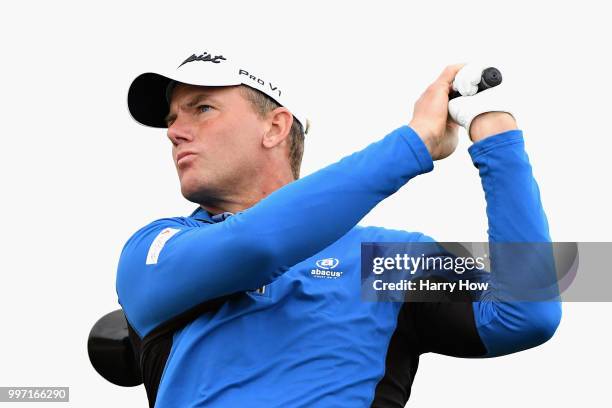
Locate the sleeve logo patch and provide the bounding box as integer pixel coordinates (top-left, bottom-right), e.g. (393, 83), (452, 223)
(146, 227), (181, 265)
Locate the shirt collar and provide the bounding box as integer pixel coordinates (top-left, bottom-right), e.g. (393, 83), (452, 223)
(188, 206), (235, 223)
(189, 206), (214, 223)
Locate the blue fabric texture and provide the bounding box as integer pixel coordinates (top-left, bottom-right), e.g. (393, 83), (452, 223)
(116, 126), (560, 407)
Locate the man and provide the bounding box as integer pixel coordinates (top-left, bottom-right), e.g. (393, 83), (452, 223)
(116, 50), (561, 407)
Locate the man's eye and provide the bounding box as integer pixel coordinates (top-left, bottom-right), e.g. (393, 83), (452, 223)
(197, 105), (212, 113)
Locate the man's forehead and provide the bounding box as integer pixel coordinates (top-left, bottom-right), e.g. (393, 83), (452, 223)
(170, 83), (221, 101)
(169, 83), (235, 103)
(165, 84), (243, 123)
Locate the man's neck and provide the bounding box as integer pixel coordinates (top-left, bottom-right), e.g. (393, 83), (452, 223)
(199, 174), (294, 216)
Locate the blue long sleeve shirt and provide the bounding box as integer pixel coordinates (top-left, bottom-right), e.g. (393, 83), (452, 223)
(116, 126), (561, 407)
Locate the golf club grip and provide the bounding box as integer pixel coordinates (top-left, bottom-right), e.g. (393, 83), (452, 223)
(449, 67), (502, 100)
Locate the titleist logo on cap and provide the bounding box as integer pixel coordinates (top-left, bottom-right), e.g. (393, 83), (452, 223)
(178, 52), (227, 68)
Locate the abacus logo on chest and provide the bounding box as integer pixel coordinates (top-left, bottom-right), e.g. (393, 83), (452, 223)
(311, 258), (344, 279)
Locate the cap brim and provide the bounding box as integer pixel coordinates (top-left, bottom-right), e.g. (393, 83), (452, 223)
(127, 72), (175, 128)
(128, 67), (309, 134)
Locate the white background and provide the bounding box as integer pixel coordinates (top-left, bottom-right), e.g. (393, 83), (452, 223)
(1, 1), (610, 407)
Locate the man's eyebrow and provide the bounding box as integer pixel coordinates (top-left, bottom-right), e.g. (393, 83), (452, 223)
(165, 93), (215, 124)
(185, 93), (213, 107)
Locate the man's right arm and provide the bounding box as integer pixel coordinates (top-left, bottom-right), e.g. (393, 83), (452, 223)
(117, 125), (434, 337)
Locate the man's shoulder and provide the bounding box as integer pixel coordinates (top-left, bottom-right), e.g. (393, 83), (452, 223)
(121, 215), (204, 250)
(139, 214), (200, 231)
(352, 225), (433, 243)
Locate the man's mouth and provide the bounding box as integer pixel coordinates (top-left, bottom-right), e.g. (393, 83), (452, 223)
(177, 152), (196, 164)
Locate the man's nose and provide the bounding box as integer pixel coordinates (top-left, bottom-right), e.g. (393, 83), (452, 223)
(167, 116), (194, 145)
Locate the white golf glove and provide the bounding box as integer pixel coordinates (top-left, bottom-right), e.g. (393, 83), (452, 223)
(448, 63), (515, 134)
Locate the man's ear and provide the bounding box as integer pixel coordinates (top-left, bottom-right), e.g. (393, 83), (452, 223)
(262, 107), (293, 148)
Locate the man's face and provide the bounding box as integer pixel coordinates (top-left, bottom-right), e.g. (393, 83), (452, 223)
(165, 84), (266, 203)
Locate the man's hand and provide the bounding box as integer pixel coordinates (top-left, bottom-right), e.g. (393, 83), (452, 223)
(409, 64), (464, 161)
(448, 64), (518, 141)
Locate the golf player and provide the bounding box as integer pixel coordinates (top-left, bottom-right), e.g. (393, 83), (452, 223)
(117, 50), (561, 407)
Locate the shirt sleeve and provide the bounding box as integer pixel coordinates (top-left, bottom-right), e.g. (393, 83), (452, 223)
(117, 126), (434, 337)
(412, 130), (562, 358)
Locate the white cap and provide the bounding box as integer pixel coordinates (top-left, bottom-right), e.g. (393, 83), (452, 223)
(127, 49), (310, 134)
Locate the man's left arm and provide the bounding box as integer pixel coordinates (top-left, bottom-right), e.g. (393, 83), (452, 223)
(414, 113), (562, 358)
